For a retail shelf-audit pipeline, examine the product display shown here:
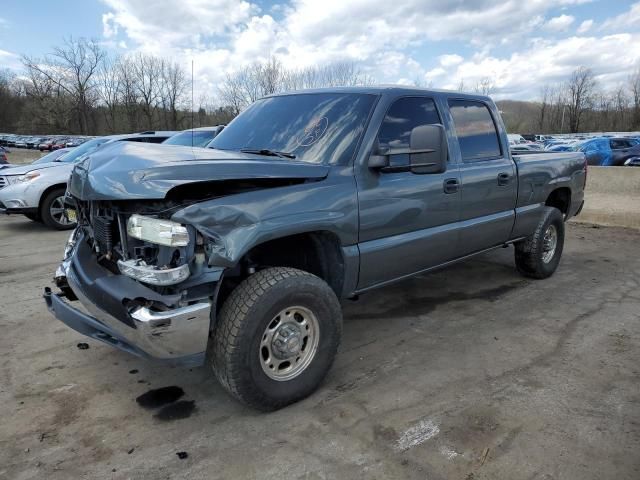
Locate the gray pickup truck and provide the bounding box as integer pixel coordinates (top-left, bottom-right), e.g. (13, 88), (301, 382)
(44, 87), (586, 410)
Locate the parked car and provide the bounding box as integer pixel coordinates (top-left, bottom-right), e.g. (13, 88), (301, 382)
(66, 137), (89, 148)
(574, 137), (640, 166)
(45, 87), (587, 411)
(26, 137), (45, 149)
(51, 138), (71, 150)
(5, 135), (19, 147)
(39, 138), (58, 151)
(0, 132), (176, 229)
(163, 126), (225, 147)
(510, 143), (543, 153)
(507, 134), (527, 145)
(15, 137), (28, 148)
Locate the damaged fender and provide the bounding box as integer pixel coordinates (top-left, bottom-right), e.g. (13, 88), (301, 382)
(170, 166), (360, 268)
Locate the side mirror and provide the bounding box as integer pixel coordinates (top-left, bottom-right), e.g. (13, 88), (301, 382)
(408, 124), (447, 174)
(369, 124), (447, 174)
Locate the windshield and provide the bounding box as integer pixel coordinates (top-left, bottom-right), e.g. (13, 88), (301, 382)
(32, 149), (68, 164)
(164, 130), (218, 147)
(55, 137), (111, 163)
(209, 93), (376, 164)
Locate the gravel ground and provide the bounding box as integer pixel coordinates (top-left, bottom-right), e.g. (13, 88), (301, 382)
(4, 149), (44, 165)
(0, 216), (638, 480)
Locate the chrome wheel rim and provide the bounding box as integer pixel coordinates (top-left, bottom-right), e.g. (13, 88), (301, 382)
(259, 306), (320, 381)
(50, 196), (73, 226)
(542, 224), (558, 263)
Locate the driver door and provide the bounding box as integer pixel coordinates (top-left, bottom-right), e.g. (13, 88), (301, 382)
(356, 96), (461, 290)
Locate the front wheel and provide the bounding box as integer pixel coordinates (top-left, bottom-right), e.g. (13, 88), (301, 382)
(40, 188), (77, 230)
(514, 206), (564, 279)
(211, 267), (342, 411)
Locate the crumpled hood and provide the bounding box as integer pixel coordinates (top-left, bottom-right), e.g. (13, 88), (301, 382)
(68, 142), (330, 201)
(0, 162), (66, 175)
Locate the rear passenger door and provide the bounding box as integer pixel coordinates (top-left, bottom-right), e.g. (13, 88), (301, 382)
(447, 99), (517, 255)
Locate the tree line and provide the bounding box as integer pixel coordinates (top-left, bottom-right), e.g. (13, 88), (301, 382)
(499, 66), (640, 134)
(1, 37), (639, 136)
(0, 38), (372, 136)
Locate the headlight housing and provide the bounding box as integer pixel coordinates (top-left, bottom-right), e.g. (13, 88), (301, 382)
(127, 214), (189, 247)
(4, 171), (40, 185)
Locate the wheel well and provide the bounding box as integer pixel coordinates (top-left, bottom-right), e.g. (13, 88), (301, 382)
(39, 183), (67, 211)
(545, 187), (571, 215)
(215, 231), (345, 314)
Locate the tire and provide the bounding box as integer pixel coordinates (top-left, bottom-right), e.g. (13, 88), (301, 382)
(514, 206), (564, 279)
(211, 267), (343, 411)
(40, 188), (76, 230)
(24, 212), (42, 223)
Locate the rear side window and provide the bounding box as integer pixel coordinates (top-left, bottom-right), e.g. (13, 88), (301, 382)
(448, 100), (501, 161)
(610, 139), (633, 150)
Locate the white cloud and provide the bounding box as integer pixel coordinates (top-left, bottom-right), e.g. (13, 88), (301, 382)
(577, 19), (594, 33)
(101, 0), (259, 53)
(434, 34), (640, 99)
(96, 0), (640, 102)
(439, 54), (463, 67)
(0, 49), (22, 71)
(545, 14), (575, 32)
(102, 12), (118, 37)
(601, 1), (640, 30)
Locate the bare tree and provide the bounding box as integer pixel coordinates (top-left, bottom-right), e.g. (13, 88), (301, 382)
(117, 57), (141, 131)
(629, 66), (640, 128)
(132, 53), (163, 129)
(22, 37), (105, 134)
(474, 77), (494, 96)
(538, 85), (552, 132)
(97, 55), (122, 133)
(159, 60), (188, 130)
(566, 67), (596, 133)
(219, 57), (375, 115)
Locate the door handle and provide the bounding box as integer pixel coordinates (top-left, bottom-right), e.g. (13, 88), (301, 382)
(443, 178), (459, 194)
(497, 173), (510, 186)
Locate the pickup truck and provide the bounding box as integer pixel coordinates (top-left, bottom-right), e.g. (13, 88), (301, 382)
(44, 87), (587, 411)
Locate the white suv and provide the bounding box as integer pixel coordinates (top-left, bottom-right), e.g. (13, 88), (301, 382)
(0, 132), (176, 229)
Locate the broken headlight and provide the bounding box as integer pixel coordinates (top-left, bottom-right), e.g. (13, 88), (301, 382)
(127, 214), (189, 247)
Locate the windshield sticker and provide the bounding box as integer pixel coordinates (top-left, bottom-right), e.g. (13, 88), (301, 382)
(296, 117), (329, 147)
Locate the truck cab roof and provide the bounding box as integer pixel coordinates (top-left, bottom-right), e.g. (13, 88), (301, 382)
(264, 85), (492, 102)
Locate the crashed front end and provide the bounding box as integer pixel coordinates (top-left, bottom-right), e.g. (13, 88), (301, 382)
(44, 198), (223, 366)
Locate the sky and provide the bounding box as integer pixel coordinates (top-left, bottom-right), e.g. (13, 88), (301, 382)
(1, 0), (639, 102)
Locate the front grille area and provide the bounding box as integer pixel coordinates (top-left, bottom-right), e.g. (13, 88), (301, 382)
(0, 176), (6, 189)
(92, 215), (117, 253)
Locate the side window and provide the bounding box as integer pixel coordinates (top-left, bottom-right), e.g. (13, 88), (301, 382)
(448, 100), (501, 161)
(377, 97), (441, 165)
(610, 139), (631, 150)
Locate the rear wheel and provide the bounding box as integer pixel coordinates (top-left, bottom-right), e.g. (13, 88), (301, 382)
(40, 188), (76, 230)
(211, 267), (342, 411)
(514, 206), (564, 279)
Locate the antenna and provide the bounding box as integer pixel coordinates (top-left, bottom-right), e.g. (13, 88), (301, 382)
(191, 59), (194, 147)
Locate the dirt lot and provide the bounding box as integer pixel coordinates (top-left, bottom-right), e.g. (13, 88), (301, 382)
(0, 216), (638, 480)
(4, 149), (44, 165)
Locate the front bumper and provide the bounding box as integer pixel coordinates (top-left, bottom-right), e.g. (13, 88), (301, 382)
(0, 203), (38, 215)
(0, 182), (42, 212)
(44, 232), (223, 366)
